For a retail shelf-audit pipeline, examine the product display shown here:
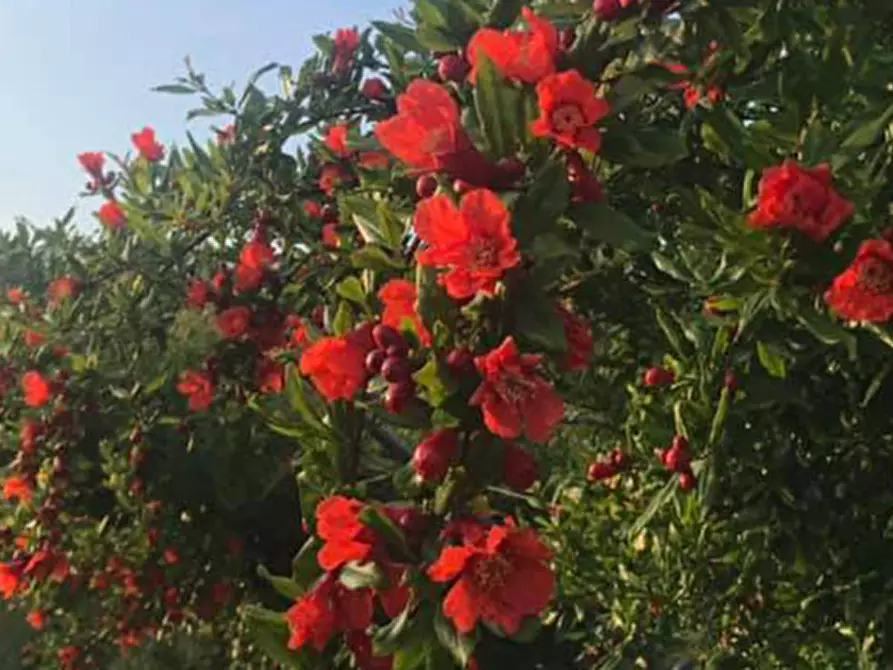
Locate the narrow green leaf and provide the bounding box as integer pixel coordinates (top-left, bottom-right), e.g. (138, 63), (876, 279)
(473, 56), (522, 157)
(756, 341), (786, 378)
(569, 202), (654, 252)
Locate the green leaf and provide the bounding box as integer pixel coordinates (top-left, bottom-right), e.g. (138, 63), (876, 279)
(414, 358), (458, 408)
(417, 265), (457, 331)
(351, 246), (405, 271)
(336, 276), (367, 306)
(708, 386), (732, 447)
(840, 101), (893, 153)
(332, 301), (354, 336)
(340, 195), (400, 250)
(797, 310), (857, 359)
(600, 126), (689, 168)
(152, 84), (195, 95)
(509, 279), (567, 354)
(257, 565), (304, 601)
(473, 56), (523, 157)
(433, 607), (476, 667)
(339, 561), (385, 590)
(285, 365), (328, 434)
(243, 606), (311, 669)
(756, 341), (786, 379)
(512, 157), (570, 246)
(627, 477), (678, 539)
(486, 0), (522, 28)
(373, 21), (425, 53)
(292, 537), (322, 592)
(569, 202), (654, 252)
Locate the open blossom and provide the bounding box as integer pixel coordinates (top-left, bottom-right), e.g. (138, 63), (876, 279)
(333, 28), (361, 78)
(0, 562), (22, 600)
(48, 276), (79, 305)
(98, 201), (127, 230)
(216, 305), (253, 339)
(235, 238), (274, 292)
(378, 279), (431, 346)
(532, 70), (611, 153)
(315, 495), (377, 571)
(320, 163), (350, 196)
(3, 476), (34, 504)
(22, 371), (52, 408)
(428, 521), (555, 634)
(132, 126), (165, 162)
(825, 239), (893, 324)
(77, 152), (105, 177)
(325, 124), (351, 157)
(468, 7), (558, 84)
(286, 573), (373, 651)
(186, 279), (212, 309)
(256, 358), (285, 394)
(415, 189), (521, 300)
(177, 370), (215, 411)
(471, 337), (564, 443)
(748, 161), (854, 242)
(376, 80), (468, 173)
(300, 330), (371, 403)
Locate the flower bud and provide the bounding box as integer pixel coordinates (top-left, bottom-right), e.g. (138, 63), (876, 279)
(412, 429), (459, 482)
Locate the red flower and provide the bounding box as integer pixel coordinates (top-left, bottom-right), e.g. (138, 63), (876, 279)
(684, 85), (702, 109)
(468, 7), (558, 84)
(23, 329), (44, 348)
(257, 358), (285, 394)
(315, 495), (377, 571)
(78, 152), (105, 177)
(361, 78), (389, 100)
(22, 371), (52, 408)
(216, 306), (253, 339)
(322, 223), (341, 249)
(26, 610), (46, 630)
(287, 315), (311, 349)
(177, 370), (215, 412)
(427, 522), (555, 635)
(375, 80), (468, 173)
(48, 276), (79, 305)
(286, 573), (374, 651)
(412, 429), (459, 483)
(131, 126), (165, 162)
(6, 287), (25, 305)
(559, 306), (593, 371)
(300, 334), (370, 403)
(470, 337), (565, 443)
(98, 201), (127, 230)
(748, 161), (854, 242)
(20, 420), (43, 455)
(377, 562), (411, 619)
(378, 279), (432, 347)
(3, 476), (34, 504)
(304, 201), (323, 220)
(531, 70), (611, 153)
(320, 163), (349, 195)
(58, 646), (81, 669)
(333, 28), (361, 78)
(186, 279), (211, 309)
(0, 563), (22, 600)
(415, 189), (521, 300)
(825, 239), (893, 324)
(240, 238), (275, 271)
(567, 152), (604, 204)
(325, 124), (351, 157)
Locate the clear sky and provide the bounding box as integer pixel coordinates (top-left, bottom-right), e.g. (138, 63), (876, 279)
(0, 0), (406, 232)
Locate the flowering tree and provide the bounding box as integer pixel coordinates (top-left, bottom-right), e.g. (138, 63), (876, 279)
(4, 0), (893, 668)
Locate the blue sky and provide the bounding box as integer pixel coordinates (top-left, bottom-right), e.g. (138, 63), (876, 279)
(0, 0), (405, 231)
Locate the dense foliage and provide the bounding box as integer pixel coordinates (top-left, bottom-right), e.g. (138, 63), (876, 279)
(4, 0), (893, 668)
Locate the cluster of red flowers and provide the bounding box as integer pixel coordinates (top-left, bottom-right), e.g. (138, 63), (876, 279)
(748, 160), (893, 324)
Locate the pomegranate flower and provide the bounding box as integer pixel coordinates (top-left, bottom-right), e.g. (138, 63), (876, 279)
(300, 332), (371, 403)
(177, 370), (215, 412)
(428, 521), (555, 635)
(98, 201), (127, 230)
(315, 495), (378, 571)
(77, 152), (105, 177)
(22, 371), (52, 408)
(414, 189), (521, 300)
(468, 7), (558, 84)
(325, 124), (351, 157)
(825, 239), (893, 324)
(286, 573), (373, 651)
(531, 70), (611, 153)
(333, 28), (361, 78)
(378, 279), (432, 347)
(471, 337), (565, 443)
(131, 126), (165, 162)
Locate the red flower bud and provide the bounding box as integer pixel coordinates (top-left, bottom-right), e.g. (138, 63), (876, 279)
(679, 471), (697, 492)
(385, 381), (415, 414)
(724, 370), (739, 393)
(412, 429), (459, 482)
(381, 356), (411, 383)
(365, 349), (386, 376)
(416, 175), (438, 199)
(372, 324), (403, 351)
(643, 366), (675, 387)
(593, 0), (622, 21)
(587, 461), (617, 482)
(361, 78), (389, 100)
(438, 54), (469, 83)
